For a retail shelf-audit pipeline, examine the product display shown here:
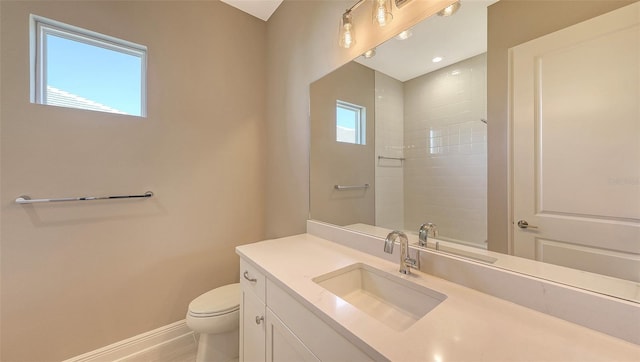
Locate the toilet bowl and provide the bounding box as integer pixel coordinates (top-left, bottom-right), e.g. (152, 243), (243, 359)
(186, 283), (240, 362)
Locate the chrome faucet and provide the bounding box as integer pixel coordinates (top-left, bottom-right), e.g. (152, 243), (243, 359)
(418, 223), (438, 247)
(384, 230), (418, 274)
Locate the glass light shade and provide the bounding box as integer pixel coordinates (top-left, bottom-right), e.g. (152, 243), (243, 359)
(372, 0), (393, 27)
(339, 12), (356, 48)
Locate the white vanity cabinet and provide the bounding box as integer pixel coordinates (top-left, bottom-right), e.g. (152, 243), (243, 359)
(239, 257), (373, 362)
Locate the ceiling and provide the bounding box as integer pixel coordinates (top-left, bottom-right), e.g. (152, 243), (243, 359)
(356, 0), (498, 82)
(220, 0), (283, 21)
(220, 0), (496, 80)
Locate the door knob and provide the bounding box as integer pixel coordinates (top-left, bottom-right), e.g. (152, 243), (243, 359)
(255, 315), (264, 325)
(517, 220), (538, 229)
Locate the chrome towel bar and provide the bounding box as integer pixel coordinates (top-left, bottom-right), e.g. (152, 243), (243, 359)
(378, 155), (405, 161)
(334, 184), (369, 190)
(15, 191), (153, 204)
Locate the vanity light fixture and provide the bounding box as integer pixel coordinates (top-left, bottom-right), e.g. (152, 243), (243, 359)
(395, 29), (413, 40)
(437, 1), (461, 17)
(339, 0), (396, 49)
(372, 0), (393, 27)
(363, 48), (377, 58)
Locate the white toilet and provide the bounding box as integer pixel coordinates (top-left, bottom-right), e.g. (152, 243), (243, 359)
(186, 283), (240, 362)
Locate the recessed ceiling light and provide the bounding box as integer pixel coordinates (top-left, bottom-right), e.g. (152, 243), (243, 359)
(395, 29), (413, 40)
(363, 48), (377, 59)
(432, 56), (443, 63)
(437, 1), (461, 17)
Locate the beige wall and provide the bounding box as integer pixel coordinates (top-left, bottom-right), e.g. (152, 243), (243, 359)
(310, 62), (375, 226)
(264, 0), (455, 238)
(0, 1), (266, 361)
(486, 0), (636, 253)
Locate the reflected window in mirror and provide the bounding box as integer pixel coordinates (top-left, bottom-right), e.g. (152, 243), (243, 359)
(336, 100), (366, 145)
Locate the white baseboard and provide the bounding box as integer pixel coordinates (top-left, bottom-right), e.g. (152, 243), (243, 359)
(64, 320), (193, 362)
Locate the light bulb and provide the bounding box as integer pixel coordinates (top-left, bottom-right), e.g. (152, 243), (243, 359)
(339, 12), (356, 48)
(376, 6), (387, 25)
(372, 0), (393, 27)
(342, 28), (353, 48)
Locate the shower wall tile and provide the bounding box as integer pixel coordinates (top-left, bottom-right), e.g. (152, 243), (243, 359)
(403, 54), (488, 245)
(375, 71), (405, 230)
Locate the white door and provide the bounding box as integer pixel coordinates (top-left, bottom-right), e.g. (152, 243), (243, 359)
(510, 2), (640, 282)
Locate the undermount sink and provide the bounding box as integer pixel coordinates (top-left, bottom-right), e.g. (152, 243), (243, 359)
(313, 263), (447, 331)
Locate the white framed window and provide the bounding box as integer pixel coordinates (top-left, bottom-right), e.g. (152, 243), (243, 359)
(30, 15), (147, 117)
(336, 100), (366, 145)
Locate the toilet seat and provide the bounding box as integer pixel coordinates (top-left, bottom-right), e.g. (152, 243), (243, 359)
(188, 283), (240, 318)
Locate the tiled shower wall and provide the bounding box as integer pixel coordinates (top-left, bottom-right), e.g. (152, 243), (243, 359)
(403, 54), (487, 246)
(375, 71), (405, 230)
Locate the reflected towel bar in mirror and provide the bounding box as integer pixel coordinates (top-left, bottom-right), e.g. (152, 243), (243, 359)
(334, 184), (370, 190)
(378, 155), (405, 161)
(15, 191), (154, 204)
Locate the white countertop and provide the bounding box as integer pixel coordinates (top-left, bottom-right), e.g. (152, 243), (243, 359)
(236, 233), (640, 361)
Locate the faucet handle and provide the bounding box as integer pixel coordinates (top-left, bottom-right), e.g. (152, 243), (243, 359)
(404, 257), (418, 268)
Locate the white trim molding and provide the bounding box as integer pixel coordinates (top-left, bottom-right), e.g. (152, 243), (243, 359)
(63, 320), (192, 362)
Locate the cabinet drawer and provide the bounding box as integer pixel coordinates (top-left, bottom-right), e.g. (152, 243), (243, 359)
(240, 258), (266, 302)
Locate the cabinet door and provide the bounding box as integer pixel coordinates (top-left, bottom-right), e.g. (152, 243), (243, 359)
(241, 289), (266, 362)
(266, 309), (319, 362)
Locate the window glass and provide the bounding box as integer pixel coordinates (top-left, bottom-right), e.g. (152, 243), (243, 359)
(336, 100), (365, 144)
(32, 15), (147, 117)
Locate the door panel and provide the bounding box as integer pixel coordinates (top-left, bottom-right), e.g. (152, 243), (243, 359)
(266, 309), (319, 362)
(510, 2), (640, 281)
(242, 290), (265, 362)
(538, 25), (640, 220)
(537, 238), (640, 282)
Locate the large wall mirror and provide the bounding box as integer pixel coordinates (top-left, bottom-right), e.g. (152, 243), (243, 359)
(310, 0), (640, 303)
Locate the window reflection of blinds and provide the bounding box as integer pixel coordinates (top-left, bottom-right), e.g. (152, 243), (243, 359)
(336, 100), (366, 145)
(46, 86), (128, 114)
